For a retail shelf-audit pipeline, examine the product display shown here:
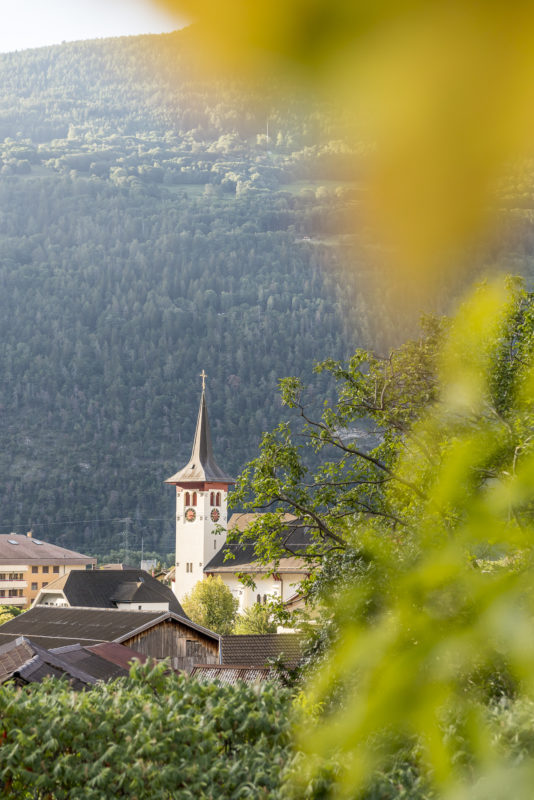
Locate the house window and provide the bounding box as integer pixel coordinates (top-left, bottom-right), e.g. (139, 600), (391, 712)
(42, 582), (48, 588)
(32, 566), (38, 573)
(31, 583), (37, 591)
(42, 566), (49, 574)
(0, 574), (5, 581)
(53, 566), (59, 573)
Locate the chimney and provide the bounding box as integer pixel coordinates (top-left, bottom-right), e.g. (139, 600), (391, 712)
(26, 530), (32, 538)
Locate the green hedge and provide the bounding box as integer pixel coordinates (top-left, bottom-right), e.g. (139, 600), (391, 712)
(0, 661), (292, 799)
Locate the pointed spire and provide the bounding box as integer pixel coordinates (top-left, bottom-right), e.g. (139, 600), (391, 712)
(165, 373), (234, 485)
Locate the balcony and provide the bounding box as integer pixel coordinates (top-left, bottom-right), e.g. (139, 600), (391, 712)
(0, 580), (27, 590)
(0, 596), (26, 606)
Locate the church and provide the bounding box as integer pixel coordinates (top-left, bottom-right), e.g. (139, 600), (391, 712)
(165, 374), (310, 611)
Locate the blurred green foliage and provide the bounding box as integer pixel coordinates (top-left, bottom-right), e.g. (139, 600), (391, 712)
(289, 279), (534, 798)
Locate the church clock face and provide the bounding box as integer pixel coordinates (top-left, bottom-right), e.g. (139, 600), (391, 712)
(185, 508), (196, 522)
(210, 508), (220, 523)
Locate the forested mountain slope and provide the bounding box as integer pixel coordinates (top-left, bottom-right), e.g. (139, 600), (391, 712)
(0, 29), (375, 559)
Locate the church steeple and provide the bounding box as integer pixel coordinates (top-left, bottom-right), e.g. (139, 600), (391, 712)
(165, 372), (234, 485)
(166, 372), (233, 602)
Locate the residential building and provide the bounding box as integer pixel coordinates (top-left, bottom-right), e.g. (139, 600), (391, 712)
(0, 532), (95, 608)
(32, 569), (185, 614)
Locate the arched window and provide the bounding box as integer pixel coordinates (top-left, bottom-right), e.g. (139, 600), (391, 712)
(263, 594), (267, 605)
(216, 492), (221, 506)
(210, 491), (214, 505)
(256, 594), (261, 604)
(185, 491), (190, 506)
(192, 492), (197, 506)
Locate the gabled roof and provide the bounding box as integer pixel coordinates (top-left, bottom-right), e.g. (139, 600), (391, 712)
(35, 569), (186, 615)
(165, 384), (234, 484)
(204, 524), (314, 573)
(0, 606), (220, 651)
(0, 636), (102, 687)
(48, 643), (145, 681)
(220, 634), (304, 670)
(0, 534), (95, 566)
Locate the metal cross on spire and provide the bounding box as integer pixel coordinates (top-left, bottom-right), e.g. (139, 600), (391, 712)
(200, 369), (207, 391)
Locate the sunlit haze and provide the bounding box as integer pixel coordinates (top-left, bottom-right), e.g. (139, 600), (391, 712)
(0, 0), (184, 54)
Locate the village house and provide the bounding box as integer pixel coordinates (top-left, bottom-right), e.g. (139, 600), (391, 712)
(33, 568), (184, 613)
(0, 532), (95, 608)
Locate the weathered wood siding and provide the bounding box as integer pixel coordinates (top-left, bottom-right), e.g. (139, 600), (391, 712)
(122, 619), (218, 671)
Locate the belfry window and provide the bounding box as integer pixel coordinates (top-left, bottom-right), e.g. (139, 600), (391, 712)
(210, 491), (215, 505)
(216, 492), (221, 506)
(192, 492), (197, 506)
(185, 491), (190, 506)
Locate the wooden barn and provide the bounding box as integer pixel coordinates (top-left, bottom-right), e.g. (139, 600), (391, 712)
(0, 606), (219, 672)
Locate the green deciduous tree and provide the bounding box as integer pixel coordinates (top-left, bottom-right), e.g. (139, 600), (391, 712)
(182, 576), (238, 634)
(234, 602), (277, 634)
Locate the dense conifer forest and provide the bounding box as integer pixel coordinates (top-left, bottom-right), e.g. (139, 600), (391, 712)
(0, 28), (376, 558)
(1, 28), (533, 559)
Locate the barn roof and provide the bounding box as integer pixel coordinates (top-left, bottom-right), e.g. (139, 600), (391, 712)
(0, 606), (219, 650)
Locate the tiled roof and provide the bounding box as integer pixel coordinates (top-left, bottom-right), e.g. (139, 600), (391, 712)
(38, 569), (186, 614)
(0, 534), (95, 566)
(0, 636), (99, 687)
(220, 634), (304, 670)
(0, 606), (219, 650)
(0, 637), (35, 683)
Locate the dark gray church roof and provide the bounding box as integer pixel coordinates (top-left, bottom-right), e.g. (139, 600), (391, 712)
(165, 384), (234, 484)
(204, 524), (314, 572)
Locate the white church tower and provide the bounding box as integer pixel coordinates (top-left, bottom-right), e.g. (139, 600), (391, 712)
(165, 371), (234, 602)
